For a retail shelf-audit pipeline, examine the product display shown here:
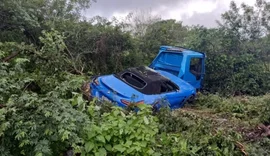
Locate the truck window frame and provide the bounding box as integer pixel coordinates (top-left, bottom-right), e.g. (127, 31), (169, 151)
(189, 57), (203, 80)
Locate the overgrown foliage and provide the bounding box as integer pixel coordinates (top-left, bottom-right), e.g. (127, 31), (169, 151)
(0, 0), (269, 155)
(194, 93), (270, 155)
(0, 30), (88, 155)
(1, 0), (269, 95)
(81, 103), (159, 155)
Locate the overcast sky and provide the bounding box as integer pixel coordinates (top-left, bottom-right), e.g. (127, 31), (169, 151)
(83, 0), (256, 27)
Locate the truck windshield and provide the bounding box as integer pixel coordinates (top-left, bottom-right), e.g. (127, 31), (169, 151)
(157, 52), (183, 67)
(151, 52), (183, 76)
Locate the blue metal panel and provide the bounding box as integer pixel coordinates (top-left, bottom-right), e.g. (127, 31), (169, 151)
(150, 46), (206, 90)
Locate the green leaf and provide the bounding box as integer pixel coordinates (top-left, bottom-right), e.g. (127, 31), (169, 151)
(113, 144), (126, 153)
(105, 135), (111, 141)
(105, 144), (112, 151)
(120, 111), (126, 117)
(143, 116), (149, 125)
(15, 58), (30, 64)
(140, 141), (147, 147)
(153, 152), (162, 156)
(77, 95), (84, 106)
(147, 149), (154, 154)
(61, 131), (70, 141)
(85, 142), (94, 152)
(134, 146), (141, 151)
(125, 140), (132, 147)
(119, 129), (123, 135)
(97, 135), (106, 143)
(97, 148), (106, 156)
(35, 153), (43, 156)
(127, 147), (136, 153)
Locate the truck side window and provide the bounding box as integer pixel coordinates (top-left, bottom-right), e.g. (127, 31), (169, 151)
(190, 58), (202, 80)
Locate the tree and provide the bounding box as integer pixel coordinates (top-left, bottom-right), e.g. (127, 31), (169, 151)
(0, 0), (95, 44)
(182, 0), (270, 95)
(139, 19), (189, 62)
(218, 0), (270, 69)
(124, 9), (161, 37)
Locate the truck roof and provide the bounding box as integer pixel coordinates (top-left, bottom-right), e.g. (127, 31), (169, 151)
(159, 45), (205, 58)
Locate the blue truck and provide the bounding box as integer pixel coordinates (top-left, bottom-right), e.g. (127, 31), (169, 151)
(88, 46), (206, 110)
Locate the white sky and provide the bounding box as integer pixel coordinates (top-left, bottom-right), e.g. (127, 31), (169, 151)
(83, 0), (257, 27)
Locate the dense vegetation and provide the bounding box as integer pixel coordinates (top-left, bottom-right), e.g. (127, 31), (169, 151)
(0, 0), (269, 155)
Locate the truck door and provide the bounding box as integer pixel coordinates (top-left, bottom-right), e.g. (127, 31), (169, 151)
(184, 57), (204, 89)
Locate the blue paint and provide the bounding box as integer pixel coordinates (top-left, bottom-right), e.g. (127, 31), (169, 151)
(150, 46), (205, 90)
(89, 46), (206, 110)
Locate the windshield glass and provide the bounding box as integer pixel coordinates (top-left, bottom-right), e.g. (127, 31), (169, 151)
(151, 52), (183, 76)
(157, 52), (183, 67)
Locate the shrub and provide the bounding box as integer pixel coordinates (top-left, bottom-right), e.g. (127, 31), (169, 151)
(196, 93), (270, 122)
(155, 107), (243, 156)
(81, 102), (159, 156)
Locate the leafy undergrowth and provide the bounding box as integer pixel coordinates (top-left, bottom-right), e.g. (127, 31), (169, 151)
(74, 100), (246, 156)
(0, 30), (269, 155)
(180, 93), (270, 155)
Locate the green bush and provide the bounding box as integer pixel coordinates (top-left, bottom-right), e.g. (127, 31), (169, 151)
(204, 53), (270, 96)
(196, 93), (270, 122)
(259, 96), (270, 124)
(183, 26), (270, 96)
(81, 102), (159, 156)
(0, 31), (89, 155)
(154, 108), (243, 156)
(247, 138), (270, 156)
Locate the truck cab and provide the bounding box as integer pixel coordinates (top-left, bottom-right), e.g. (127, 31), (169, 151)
(149, 46), (206, 91)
